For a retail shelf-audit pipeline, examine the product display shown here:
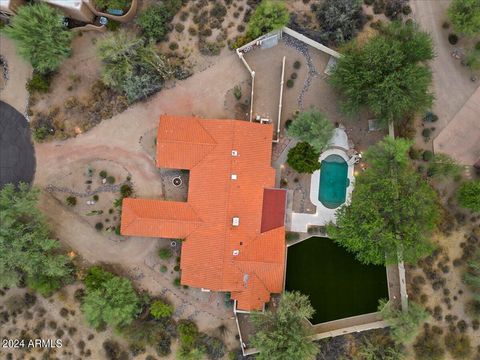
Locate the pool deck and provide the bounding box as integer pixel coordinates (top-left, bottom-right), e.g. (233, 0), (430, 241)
(289, 147), (355, 233)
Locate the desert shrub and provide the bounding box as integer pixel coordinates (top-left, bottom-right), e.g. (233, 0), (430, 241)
(409, 147), (421, 160)
(293, 60), (301, 69)
(316, 0), (366, 45)
(199, 40), (223, 56)
(136, 0), (181, 42)
(99, 170), (107, 178)
(106, 176), (115, 184)
(199, 333), (226, 360)
(457, 181), (480, 212)
(291, 72), (297, 79)
(120, 184), (133, 198)
(287, 142), (320, 174)
(448, 0), (480, 36)
(373, 0), (385, 14)
(285, 119), (293, 129)
(66, 196), (77, 206)
(26, 72), (52, 93)
(175, 23), (185, 33)
(286, 79), (294, 88)
(246, 0), (290, 40)
(3, 3), (72, 74)
(173, 277), (181, 287)
(465, 46), (480, 70)
(385, 0), (405, 20)
(188, 26), (197, 36)
(237, 24), (245, 32)
(233, 85), (242, 100)
(158, 248), (173, 260)
(98, 31), (172, 103)
(95, 222), (104, 231)
(93, 194), (99, 201)
(169, 41), (179, 51)
(287, 108), (334, 152)
(413, 328), (445, 360)
(427, 154), (462, 179)
(160, 265), (168, 273)
(449, 33), (459, 44)
(402, 4), (412, 15)
(149, 300), (174, 319)
(422, 150), (433, 162)
(286, 232), (300, 242)
(422, 128), (432, 139)
(444, 332), (472, 359)
(210, 2), (227, 20)
(423, 111), (439, 122)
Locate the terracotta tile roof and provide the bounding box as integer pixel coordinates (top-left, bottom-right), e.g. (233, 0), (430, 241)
(261, 189), (287, 233)
(121, 115), (286, 311)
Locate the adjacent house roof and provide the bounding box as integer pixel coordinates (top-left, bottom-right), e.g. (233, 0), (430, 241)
(434, 87), (480, 166)
(121, 115), (287, 311)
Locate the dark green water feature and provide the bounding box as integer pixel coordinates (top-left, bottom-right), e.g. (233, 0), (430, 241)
(286, 237), (388, 324)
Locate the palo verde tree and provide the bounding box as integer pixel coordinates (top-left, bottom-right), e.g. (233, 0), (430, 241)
(287, 108), (335, 152)
(379, 299), (429, 344)
(448, 0), (480, 36)
(251, 291), (318, 360)
(98, 30), (172, 103)
(328, 137), (440, 265)
(81, 267), (140, 329)
(457, 180), (480, 212)
(246, 0), (290, 40)
(287, 142), (321, 174)
(2, 3), (72, 74)
(330, 21), (434, 127)
(0, 183), (71, 294)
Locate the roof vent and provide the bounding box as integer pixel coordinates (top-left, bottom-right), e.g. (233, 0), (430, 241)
(233, 250), (240, 256)
(231, 174), (237, 180)
(232, 217), (240, 226)
(231, 150), (238, 156)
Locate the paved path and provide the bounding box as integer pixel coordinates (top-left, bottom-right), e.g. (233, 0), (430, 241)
(0, 101), (35, 187)
(410, 0), (479, 135)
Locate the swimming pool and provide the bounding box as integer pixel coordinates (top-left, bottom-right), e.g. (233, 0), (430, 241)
(318, 154), (349, 209)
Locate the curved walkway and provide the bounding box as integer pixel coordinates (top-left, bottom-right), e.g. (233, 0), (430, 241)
(0, 101), (35, 187)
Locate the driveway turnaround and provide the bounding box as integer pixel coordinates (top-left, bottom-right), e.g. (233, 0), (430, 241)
(0, 100), (35, 187)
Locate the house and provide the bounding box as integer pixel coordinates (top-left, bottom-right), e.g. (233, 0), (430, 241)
(121, 115), (287, 311)
(434, 87), (480, 168)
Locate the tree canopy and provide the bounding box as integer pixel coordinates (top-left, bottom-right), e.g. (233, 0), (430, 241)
(316, 0), (366, 46)
(448, 0), (480, 36)
(330, 21), (434, 126)
(379, 299), (429, 344)
(328, 137), (440, 265)
(246, 0), (290, 40)
(457, 180), (480, 212)
(251, 291), (318, 360)
(2, 3), (72, 74)
(82, 267), (140, 328)
(98, 30), (172, 103)
(0, 183), (71, 293)
(150, 299), (174, 319)
(136, 0), (181, 42)
(287, 109), (335, 152)
(287, 142), (321, 174)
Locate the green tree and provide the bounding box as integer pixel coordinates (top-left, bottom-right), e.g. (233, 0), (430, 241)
(98, 30), (172, 103)
(448, 0), (480, 36)
(457, 180), (480, 212)
(2, 3), (72, 74)
(246, 0), (290, 39)
(251, 291), (318, 360)
(287, 109), (334, 152)
(330, 21), (434, 126)
(136, 0), (182, 42)
(357, 338), (404, 360)
(287, 142), (321, 174)
(328, 137), (440, 265)
(316, 0), (365, 46)
(82, 268), (140, 328)
(379, 299), (429, 344)
(0, 183), (71, 292)
(150, 299), (174, 319)
(177, 320), (206, 360)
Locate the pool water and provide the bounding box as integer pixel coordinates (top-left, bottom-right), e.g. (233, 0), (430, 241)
(286, 237), (388, 324)
(318, 154), (349, 209)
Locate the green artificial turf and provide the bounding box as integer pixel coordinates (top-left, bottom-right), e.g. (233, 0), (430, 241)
(286, 237), (388, 324)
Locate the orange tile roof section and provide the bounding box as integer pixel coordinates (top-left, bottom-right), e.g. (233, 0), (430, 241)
(121, 115), (286, 311)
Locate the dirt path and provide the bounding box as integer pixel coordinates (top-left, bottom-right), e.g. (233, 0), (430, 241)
(33, 51), (248, 340)
(410, 0), (479, 135)
(0, 36), (32, 115)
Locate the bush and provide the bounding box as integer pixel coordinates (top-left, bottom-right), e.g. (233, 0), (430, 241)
(448, 0), (480, 36)
(422, 128), (432, 139)
(106, 176), (115, 184)
(448, 33), (459, 44)
(286, 79), (294, 88)
(293, 60), (301, 69)
(287, 142), (321, 174)
(423, 111), (439, 122)
(99, 170), (107, 178)
(175, 23), (185, 33)
(94, 0), (131, 11)
(286, 232), (300, 242)
(246, 0), (290, 39)
(422, 150), (433, 162)
(66, 196), (77, 206)
(26, 72), (52, 93)
(233, 85), (242, 100)
(149, 300), (173, 319)
(3, 3), (72, 74)
(136, 0), (181, 42)
(173, 277), (181, 287)
(373, 0), (385, 14)
(290, 72), (297, 80)
(413, 329), (445, 360)
(120, 184), (133, 198)
(93, 194), (99, 201)
(457, 181), (480, 212)
(95, 222), (104, 231)
(444, 332), (472, 359)
(158, 248), (173, 260)
(169, 42), (179, 51)
(160, 265), (168, 273)
(402, 5), (412, 15)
